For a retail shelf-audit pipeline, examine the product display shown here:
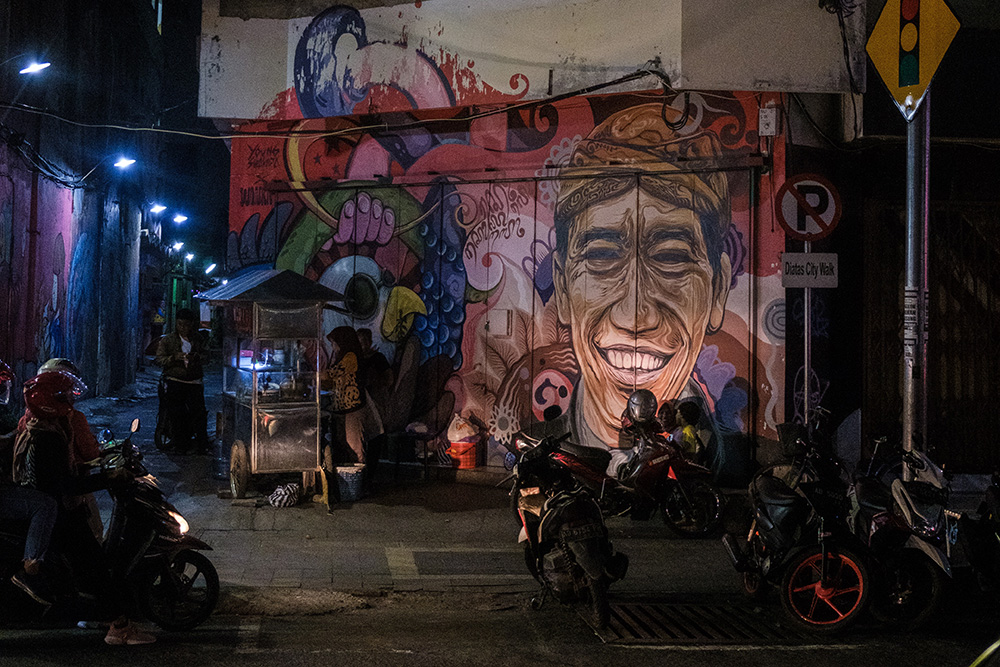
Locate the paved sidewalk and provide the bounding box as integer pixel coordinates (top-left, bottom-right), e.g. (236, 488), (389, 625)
(72, 364), (737, 603)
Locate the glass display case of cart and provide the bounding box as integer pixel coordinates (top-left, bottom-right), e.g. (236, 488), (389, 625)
(224, 337), (319, 405)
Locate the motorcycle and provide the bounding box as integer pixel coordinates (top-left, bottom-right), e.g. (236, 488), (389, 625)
(849, 443), (953, 629)
(721, 421), (870, 634)
(506, 431), (629, 630)
(0, 418), (219, 631)
(561, 420), (723, 538)
(956, 471), (1000, 591)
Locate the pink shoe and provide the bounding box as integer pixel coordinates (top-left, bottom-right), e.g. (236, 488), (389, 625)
(104, 621), (156, 646)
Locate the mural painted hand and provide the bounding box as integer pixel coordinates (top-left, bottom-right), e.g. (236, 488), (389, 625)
(331, 192), (396, 247)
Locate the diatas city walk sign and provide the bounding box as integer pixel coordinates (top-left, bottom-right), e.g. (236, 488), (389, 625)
(866, 0), (960, 121)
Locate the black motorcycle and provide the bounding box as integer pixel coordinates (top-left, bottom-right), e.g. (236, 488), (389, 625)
(849, 446), (952, 629)
(957, 471), (1000, 591)
(0, 419), (219, 631)
(506, 431), (628, 630)
(722, 422), (870, 634)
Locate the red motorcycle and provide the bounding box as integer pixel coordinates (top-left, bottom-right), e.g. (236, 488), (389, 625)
(555, 422), (724, 537)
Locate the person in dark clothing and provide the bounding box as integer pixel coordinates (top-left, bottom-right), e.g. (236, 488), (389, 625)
(155, 308), (210, 454)
(14, 370), (155, 645)
(0, 358), (58, 606)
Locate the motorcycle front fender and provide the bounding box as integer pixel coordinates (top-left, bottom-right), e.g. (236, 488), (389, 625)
(175, 534), (213, 551)
(904, 535), (951, 577)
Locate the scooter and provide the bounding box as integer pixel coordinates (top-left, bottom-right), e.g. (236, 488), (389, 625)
(506, 431), (629, 630)
(956, 472), (1000, 591)
(721, 421), (870, 634)
(849, 445), (953, 629)
(0, 419), (219, 631)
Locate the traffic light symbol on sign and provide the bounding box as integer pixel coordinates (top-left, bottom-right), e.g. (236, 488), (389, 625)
(899, 0), (920, 87)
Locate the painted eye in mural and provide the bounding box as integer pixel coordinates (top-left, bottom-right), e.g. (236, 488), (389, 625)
(583, 243), (625, 272)
(649, 245), (698, 269)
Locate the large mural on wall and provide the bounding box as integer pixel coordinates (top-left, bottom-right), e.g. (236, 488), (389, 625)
(230, 84), (787, 483)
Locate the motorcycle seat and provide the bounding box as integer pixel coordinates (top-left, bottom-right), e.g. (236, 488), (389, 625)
(559, 442), (612, 473)
(853, 476), (891, 511)
(752, 474), (800, 506)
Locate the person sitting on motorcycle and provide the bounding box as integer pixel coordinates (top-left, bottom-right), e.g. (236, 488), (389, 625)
(676, 401), (706, 463)
(657, 399), (678, 440)
(18, 358), (103, 540)
(13, 370), (155, 646)
(0, 359), (59, 606)
(615, 389), (661, 478)
(155, 308), (210, 454)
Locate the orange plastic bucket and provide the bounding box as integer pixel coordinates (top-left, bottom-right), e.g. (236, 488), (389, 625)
(448, 441), (478, 469)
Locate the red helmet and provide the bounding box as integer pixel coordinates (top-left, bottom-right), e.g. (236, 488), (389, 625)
(0, 359), (13, 405)
(23, 370), (87, 418)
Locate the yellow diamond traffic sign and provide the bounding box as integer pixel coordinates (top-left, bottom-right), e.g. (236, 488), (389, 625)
(866, 0), (960, 121)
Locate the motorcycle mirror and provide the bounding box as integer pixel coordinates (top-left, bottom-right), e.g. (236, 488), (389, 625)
(130, 418), (140, 433)
(98, 428), (114, 444)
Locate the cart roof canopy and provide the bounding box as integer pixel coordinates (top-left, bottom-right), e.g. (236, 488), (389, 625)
(198, 268), (344, 305)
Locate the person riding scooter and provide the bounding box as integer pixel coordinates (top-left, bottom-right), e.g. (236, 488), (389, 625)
(0, 359), (59, 606)
(155, 308), (210, 454)
(19, 358), (103, 540)
(14, 370), (155, 645)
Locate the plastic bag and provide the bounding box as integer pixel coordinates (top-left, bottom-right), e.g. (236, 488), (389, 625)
(267, 483), (300, 508)
(446, 413), (477, 442)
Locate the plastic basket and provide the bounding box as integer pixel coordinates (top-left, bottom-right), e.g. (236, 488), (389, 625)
(336, 464), (365, 501)
(448, 440), (478, 469)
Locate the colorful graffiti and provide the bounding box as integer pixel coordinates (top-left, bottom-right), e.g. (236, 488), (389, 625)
(228, 7), (787, 484)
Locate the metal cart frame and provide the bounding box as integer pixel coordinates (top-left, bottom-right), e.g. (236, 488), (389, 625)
(200, 270), (342, 499)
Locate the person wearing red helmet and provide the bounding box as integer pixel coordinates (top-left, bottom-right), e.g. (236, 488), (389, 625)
(14, 370), (155, 645)
(0, 359), (58, 606)
(18, 358), (103, 540)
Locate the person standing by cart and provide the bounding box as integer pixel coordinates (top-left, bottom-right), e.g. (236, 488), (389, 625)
(155, 308), (210, 454)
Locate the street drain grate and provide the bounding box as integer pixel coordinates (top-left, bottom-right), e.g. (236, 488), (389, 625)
(592, 603), (814, 645)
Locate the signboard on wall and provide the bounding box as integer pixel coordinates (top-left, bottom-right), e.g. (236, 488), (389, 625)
(781, 252), (838, 288)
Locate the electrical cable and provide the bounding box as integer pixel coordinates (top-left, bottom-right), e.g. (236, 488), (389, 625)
(0, 66), (665, 142)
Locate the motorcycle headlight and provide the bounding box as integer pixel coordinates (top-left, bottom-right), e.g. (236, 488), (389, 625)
(168, 511), (189, 534)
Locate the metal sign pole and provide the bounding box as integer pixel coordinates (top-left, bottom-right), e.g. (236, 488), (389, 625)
(902, 89), (929, 476)
(804, 240), (811, 428)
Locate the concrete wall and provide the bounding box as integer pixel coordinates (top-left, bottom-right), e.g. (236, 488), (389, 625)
(200, 0), (865, 121)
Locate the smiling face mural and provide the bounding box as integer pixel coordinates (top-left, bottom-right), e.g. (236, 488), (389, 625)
(230, 26), (787, 484)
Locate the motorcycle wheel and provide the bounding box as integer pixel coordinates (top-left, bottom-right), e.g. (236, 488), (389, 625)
(576, 576), (610, 630)
(871, 550), (946, 630)
(780, 545), (869, 634)
(138, 550), (219, 631)
(661, 479), (723, 538)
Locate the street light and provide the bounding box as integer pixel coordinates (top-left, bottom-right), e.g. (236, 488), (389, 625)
(185, 253), (194, 262)
(172, 242), (184, 251)
(80, 154), (135, 182)
(173, 214), (188, 223)
(150, 204), (166, 213)
(205, 263), (217, 275)
(18, 62), (50, 75)
(1, 54), (50, 73)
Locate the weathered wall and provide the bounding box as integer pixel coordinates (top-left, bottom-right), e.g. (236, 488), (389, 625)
(0, 143), (141, 399)
(228, 89), (787, 483)
(200, 0), (864, 121)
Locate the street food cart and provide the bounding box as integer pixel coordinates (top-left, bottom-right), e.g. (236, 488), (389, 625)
(199, 269), (342, 499)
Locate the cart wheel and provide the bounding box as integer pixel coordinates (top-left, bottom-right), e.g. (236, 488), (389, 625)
(230, 440), (250, 499)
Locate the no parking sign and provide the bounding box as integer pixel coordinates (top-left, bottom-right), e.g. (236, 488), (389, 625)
(775, 174), (842, 242)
